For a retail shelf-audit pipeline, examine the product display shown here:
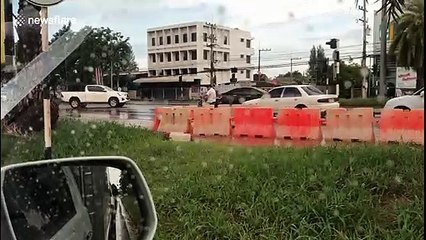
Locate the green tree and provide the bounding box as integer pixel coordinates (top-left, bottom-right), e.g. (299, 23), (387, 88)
(278, 71), (307, 84)
(355, 0), (405, 22)
(390, 0), (424, 89)
(307, 45), (328, 84)
(51, 27), (138, 86)
(307, 46), (317, 81)
(316, 45), (327, 84)
(338, 61), (363, 98)
(50, 21), (72, 44)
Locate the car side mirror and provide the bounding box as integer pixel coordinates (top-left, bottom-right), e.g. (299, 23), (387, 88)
(1, 156), (157, 240)
(420, 91), (424, 98)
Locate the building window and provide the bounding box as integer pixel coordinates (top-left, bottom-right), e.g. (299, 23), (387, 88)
(246, 55), (251, 64)
(149, 70), (156, 76)
(191, 50), (197, 60)
(189, 68), (197, 74)
(167, 52), (171, 62)
(240, 38), (244, 42)
(167, 36), (171, 44)
(240, 54), (244, 59)
(224, 36), (228, 45)
(224, 53), (229, 62)
(183, 33), (188, 43)
(240, 70), (244, 74)
(174, 52), (179, 61)
(203, 33), (208, 42)
(246, 39), (251, 48)
(191, 32), (197, 42)
(246, 70), (251, 79)
(159, 54), (164, 62)
(182, 51), (188, 61)
(203, 50), (209, 60)
(173, 69), (179, 75)
(159, 36), (163, 45)
(181, 68), (188, 74)
(151, 38), (155, 46)
(151, 54), (156, 63)
(174, 35), (179, 44)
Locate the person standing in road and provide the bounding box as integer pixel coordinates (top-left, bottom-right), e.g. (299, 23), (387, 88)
(206, 85), (217, 107)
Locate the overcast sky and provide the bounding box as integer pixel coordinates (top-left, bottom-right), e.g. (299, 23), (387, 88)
(20, 0), (383, 77)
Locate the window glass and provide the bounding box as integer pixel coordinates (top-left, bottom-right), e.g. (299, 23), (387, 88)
(87, 86), (105, 92)
(283, 87), (302, 97)
(268, 88), (283, 98)
(3, 166), (77, 240)
(301, 86), (324, 95)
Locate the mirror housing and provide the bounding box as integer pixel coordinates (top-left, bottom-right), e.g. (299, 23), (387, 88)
(420, 91), (424, 98)
(1, 156), (157, 240)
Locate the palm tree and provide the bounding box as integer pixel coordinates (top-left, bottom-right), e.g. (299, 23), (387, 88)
(390, 0), (424, 89)
(355, 0), (405, 22)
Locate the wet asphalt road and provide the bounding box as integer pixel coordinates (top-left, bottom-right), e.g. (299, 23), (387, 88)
(58, 102), (388, 145)
(59, 102), (161, 128)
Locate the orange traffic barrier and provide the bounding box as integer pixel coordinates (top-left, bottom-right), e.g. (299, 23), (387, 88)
(276, 108), (322, 140)
(324, 108), (375, 142)
(232, 107), (275, 138)
(152, 108), (164, 131)
(156, 107), (192, 133)
(380, 109), (424, 145)
(191, 107), (232, 136)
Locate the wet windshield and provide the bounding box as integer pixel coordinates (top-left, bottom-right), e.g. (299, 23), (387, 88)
(1, 0), (424, 239)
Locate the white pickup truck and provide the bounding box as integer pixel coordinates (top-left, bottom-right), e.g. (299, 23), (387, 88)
(61, 85), (129, 108)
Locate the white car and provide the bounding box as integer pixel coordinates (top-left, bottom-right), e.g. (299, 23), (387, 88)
(61, 85), (129, 108)
(384, 88), (424, 110)
(242, 85), (339, 112)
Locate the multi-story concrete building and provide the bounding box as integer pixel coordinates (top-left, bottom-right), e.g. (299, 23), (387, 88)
(135, 22), (254, 100)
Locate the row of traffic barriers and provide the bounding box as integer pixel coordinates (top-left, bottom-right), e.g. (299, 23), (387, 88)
(152, 107), (424, 145)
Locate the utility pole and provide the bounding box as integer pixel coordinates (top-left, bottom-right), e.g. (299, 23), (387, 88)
(290, 57), (301, 82)
(257, 48), (271, 80)
(379, 0), (387, 101)
(110, 42), (114, 89)
(358, 0), (369, 98)
(206, 22), (217, 86)
(40, 6), (52, 159)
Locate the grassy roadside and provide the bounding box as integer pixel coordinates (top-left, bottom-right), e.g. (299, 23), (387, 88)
(1, 120), (424, 239)
(339, 98), (387, 108)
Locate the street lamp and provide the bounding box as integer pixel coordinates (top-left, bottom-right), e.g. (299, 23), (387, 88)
(258, 48), (271, 80)
(290, 57), (302, 82)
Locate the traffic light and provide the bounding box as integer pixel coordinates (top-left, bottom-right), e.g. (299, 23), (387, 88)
(332, 50), (340, 61)
(326, 38), (338, 49)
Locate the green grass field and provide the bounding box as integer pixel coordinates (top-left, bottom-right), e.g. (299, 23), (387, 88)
(1, 120), (424, 239)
